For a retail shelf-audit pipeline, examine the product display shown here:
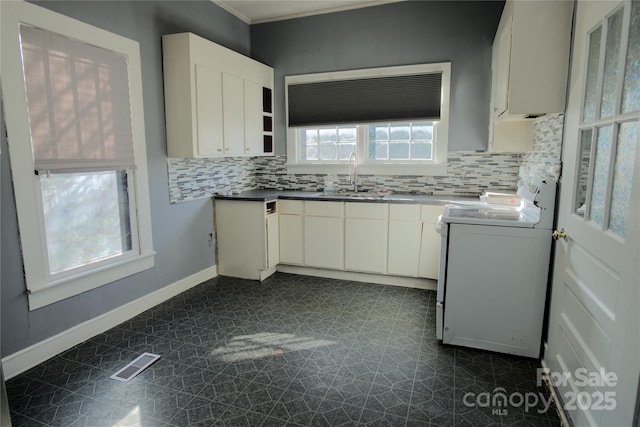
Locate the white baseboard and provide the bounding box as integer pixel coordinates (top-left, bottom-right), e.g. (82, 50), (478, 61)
(2, 266), (218, 380)
(276, 265), (437, 290)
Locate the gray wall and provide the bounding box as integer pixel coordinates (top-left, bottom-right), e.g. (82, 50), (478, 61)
(1, 1), (249, 357)
(250, 1), (504, 154)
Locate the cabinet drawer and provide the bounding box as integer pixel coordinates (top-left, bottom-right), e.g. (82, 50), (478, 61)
(279, 199), (303, 215)
(305, 201), (344, 217)
(345, 202), (388, 219)
(421, 205), (444, 223)
(389, 204), (420, 221)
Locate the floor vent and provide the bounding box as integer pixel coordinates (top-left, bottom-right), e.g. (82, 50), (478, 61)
(110, 353), (160, 382)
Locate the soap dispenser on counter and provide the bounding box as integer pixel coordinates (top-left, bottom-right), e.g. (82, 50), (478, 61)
(323, 175), (335, 193)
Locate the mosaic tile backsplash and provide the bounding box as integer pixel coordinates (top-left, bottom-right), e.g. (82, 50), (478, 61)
(168, 157), (257, 203)
(168, 116), (565, 204)
(519, 113), (564, 181)
(168, 152), (524, 203)
(254, 152), (523, 196)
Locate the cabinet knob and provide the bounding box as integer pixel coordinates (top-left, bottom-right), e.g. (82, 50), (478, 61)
(217, 148), (222, 152)
(246, 148), (250, 151)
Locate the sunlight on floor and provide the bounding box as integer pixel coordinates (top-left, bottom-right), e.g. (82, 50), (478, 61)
(209, 332), (336, 362)
(112, 404), (141, 427)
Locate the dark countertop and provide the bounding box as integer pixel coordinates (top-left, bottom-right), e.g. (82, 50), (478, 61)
(213, 190), (479, 205)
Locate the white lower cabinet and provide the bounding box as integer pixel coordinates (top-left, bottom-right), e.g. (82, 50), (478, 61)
(215, 199), (278, 280)
(279, 214), (303, 265)
(279, 200), (304, 264)
(266, 214), (279, 268)
(304, 216), (344, 269)
(387, 204), (421, 277)
(345, 203), (388, 273)
(388, 221), (422, 276)
(418, 205), (444, 279)
(345, 218), (388, 273)
(275, 199), (444, 279)
(303, 201), (344, 269)
(418, 223), (440, 279)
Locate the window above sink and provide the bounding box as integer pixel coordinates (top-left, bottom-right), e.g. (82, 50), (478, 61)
(285, 63), (450, 176)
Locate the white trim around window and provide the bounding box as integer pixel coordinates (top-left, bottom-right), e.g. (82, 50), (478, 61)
(1, 1), (155, 310)
(285, 62), (450, 175)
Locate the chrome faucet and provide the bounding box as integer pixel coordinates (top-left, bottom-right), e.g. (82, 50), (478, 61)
(348, 152), (358, 193)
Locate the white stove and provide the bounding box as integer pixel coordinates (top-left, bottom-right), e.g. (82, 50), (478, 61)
(442, 178), (556, 228)
(435, 178), (557, 358)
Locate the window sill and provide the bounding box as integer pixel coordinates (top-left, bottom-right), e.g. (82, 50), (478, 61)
(285, 163), (448, 176)
(27, 252), (156, 310)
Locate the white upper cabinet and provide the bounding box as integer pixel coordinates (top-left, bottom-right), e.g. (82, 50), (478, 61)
(222, 73), (246, 156)
(489, 1), (573, 151)
(162, 32), (274, 158)
(493, 18), (513, 118)
(194, 64), (224, 156)
(244, 80), (266, 155)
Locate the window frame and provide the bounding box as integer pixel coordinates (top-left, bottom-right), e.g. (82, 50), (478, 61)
(38, 169), (140, 282)
(365, 121), (437, 163)
(285, 62), (450, 175)
(2, 1), (155, 310)
(295, 125), (359, 164)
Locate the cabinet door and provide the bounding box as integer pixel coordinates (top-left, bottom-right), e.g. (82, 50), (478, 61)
(222, 73), (245, 156)
(266, 214), (279, 268)
(244, 80), (263, 155)
(279, 214), (303, 265)
(388, 220), (421, 277)
(304, 216), (344, 269)
(494, 17), (512, 117)
(216, 200), (266, 280)
(345, 218), (387, 274)
(195, 64), (224, 156)
(418, 222), (440, 279)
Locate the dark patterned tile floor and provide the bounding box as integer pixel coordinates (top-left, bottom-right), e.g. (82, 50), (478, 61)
(6, 273), (563, 426)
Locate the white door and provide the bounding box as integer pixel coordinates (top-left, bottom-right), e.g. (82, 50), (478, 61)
(544, 1), (640, 426)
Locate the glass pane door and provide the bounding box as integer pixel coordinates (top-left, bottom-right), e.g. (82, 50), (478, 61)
(575, 2), (640, 239)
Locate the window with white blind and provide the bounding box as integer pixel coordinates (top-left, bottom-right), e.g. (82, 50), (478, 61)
(2, 1), (154, 310)
(285, 63), (450, 175)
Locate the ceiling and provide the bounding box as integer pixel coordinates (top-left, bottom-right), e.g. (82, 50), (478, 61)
(214, 0), (404, 24)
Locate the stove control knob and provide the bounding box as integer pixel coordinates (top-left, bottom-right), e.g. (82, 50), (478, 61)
(552, 229), (568, 241)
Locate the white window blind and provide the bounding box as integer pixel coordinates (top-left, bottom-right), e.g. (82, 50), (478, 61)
(19, 25), (135, 172)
